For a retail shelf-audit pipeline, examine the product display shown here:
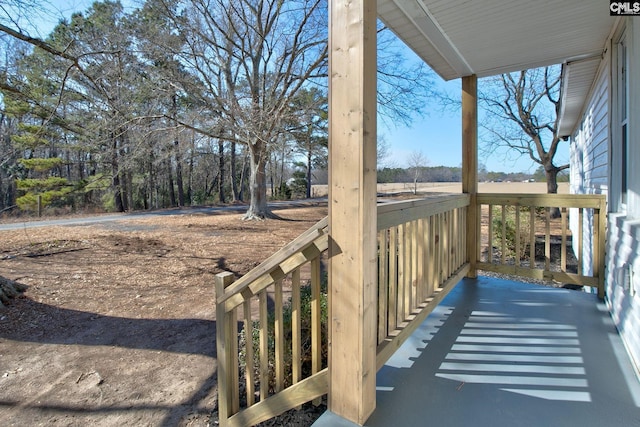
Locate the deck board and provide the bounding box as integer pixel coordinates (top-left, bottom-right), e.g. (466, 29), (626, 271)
(314, 276), (640, 426)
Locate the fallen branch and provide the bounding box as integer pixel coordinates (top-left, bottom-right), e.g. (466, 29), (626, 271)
(0, 276), (28, 308)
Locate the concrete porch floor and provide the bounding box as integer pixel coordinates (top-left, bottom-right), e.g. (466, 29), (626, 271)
(314, 276), (640, 427)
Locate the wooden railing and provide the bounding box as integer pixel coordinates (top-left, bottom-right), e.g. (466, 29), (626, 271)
(476, 193), (606, 298)
(214, 192), (607, 426)
(215, 195), (472, 426)
(375, 194), (470, 367)
(215, 217), (329, 427)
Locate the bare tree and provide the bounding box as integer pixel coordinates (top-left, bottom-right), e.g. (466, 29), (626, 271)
(377, 135), (394, 168)
(407, 150), (428, 195)
(479, 66), (568, 194)
(377, 25), (435, 127)
(2, 0), (438, 221)
(148, 0), (327, 219)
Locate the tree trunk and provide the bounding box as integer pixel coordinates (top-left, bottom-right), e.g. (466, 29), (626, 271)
(118, 136), (130, 211)
(167, 156), (176, 208)
(546, 165), (561, 218)
(231, 141), (239, 202)
(243, 141), (270, 219)
(306, 150), (312, 198)
(112, 139), (125, 213)
(171, 94), (185, 207)
(545, 168), (559, 194)
(187, 132), (195, 205)
(238, 149), (249, 202)
(218, 140), (226, 203)
(0, 173), (5, 211)
(175, 140), (184, 207)
(126, 170), (133, 211)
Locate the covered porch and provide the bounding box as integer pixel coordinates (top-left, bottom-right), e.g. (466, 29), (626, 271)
(213, 1), (637, 426)
(314, 275), (640, 426)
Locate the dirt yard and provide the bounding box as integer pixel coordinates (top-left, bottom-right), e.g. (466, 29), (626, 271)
(0, 205), (327, 426)
(0, 184), (574, 426)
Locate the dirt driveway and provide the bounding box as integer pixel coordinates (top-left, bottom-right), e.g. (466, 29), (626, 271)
(0, 206), (327, 426)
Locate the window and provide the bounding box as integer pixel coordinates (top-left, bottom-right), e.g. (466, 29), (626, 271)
(615, 29), (629, 210)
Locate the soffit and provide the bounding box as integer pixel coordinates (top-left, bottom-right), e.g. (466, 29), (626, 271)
(377, 0), (615, 81)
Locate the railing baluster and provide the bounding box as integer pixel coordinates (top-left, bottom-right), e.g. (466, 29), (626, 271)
(455, 208), (461, 270)
(397, 224), (406, 323)
(561, 207), (567, 272)
(437, 213), (443, 285)
(378, 230), (389, 343)
(476, 205), (481, 266)
(416, 218), (425, 304)
(259, 290), (269, 401)
(529, 207), (535, 269)
(578, 208), (584, 275)
(501, 205), (507, 265)
(406, 221), (414, 317)
(291, 268), (301, 385)
(231, 307), (239, 413)
(487, 204), (493, 264)
(446, 210), (452, 277)
(596, 202), (606, 299)
(515, 206), (521, 267)
(243, 299), (255, 407)
(545, 207), (551, 272)
(590, 209), (596, 280)
(310, 256), (322, 406)
(428, 216), (436, 293)
(274, 279), (284, 392)
(451, 210), (455, 274)
(411, 220), (418, 312)
(388, 227), (398, 333)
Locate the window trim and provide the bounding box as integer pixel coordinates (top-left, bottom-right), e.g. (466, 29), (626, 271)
(612, 25), (629, 213)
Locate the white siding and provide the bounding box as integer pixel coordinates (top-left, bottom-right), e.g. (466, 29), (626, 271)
(570, 18), (640, 374)
(569, 54), (609, 277)
(606, 214), (640, 372)
(572, 61), (610, 194)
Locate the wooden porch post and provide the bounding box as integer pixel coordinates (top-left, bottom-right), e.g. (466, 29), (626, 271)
(462, 75), (478, 277)
(328, 0), (378, 424)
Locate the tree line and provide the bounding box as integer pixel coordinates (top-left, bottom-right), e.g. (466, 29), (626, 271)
(1, 0), (570, 219)
(0, 0), (433, 218)
(376, 165), (566, 186)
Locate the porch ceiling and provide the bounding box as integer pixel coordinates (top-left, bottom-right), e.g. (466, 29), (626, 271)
(378, 0), (616, 81)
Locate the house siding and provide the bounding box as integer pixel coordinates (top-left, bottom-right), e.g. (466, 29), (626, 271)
(569, 54), (609, 277)
(570, 18), (640, 374)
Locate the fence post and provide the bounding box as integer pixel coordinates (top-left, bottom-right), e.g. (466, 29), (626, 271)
(216, 271), (237, 426)
(462, 75), (478, 277)
(328, 0), (378, 422)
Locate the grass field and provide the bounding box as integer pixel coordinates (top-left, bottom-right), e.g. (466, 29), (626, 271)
(311, 181), (569, 197)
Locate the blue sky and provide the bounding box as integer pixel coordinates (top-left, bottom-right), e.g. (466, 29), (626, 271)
(38, 1), (567, 174)
(380, 76), (569, 173)
(378, 77), (464, 170)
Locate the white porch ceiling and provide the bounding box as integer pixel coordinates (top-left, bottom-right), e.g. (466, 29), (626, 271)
(378, 0), (616, 81)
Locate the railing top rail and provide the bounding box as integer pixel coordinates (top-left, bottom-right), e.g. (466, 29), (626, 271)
(216, 216), (328, 309)
(377, 193), (470, 230)
(217, 194), (472, 312)
(477, 193), (606, 209)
